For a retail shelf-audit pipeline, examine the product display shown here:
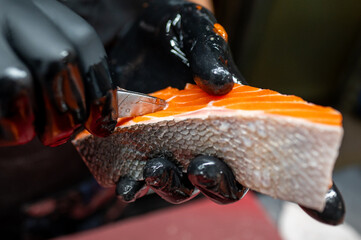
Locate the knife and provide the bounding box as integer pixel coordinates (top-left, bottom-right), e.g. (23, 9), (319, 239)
(116, 88), (167, 118)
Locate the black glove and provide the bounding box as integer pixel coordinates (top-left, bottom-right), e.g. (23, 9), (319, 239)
(116, 155), (249, 205)
(0, 0), (118, 147)
(117, 157), (346, 226)
(109, 0), (246, 95)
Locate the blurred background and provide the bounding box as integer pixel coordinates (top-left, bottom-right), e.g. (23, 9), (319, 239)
(0, 0), (360, 239)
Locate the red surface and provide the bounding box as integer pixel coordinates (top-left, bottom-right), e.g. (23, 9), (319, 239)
(54, 192), (281, 240)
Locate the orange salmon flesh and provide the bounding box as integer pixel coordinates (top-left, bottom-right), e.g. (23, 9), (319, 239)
(119, 83), (342, 127)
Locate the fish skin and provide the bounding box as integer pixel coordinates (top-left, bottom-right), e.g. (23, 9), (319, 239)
(73, 109), (343, 211)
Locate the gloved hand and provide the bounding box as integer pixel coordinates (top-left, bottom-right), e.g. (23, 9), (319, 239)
(110, 0), (247, 205)
(117, 156), (345, 225)
(116, 155), (249, 205)
(0, 0), (118, 147)
(109, 0), (246, 95)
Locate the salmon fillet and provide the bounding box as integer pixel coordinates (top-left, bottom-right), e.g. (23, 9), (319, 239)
(73, 84), (343, 211)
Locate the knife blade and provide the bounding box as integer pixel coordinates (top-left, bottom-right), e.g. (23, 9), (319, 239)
(116, 88), (167, 118)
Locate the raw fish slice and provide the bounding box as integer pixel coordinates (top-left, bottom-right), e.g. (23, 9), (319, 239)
(73, 83), (343, 211)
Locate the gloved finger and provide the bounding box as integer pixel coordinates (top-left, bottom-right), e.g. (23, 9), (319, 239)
(187, 155), (248, 204)
(115, 177), (149, 203)
(180, 5), (246, 94)
(6, 2), (86, 146)
(299, 181), (345, 225)
(0, 36), (35, 146)
(143, 157), (198, 204)
(34, 0), (118, 137)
